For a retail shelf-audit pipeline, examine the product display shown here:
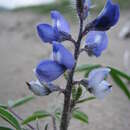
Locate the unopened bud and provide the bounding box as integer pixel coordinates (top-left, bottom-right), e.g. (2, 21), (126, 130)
(26, 81), (50, 96)
(76, 0), (84, 19)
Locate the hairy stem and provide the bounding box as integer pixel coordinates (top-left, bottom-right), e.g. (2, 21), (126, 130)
(52, 115), (57, 130)
(60, 19), (83, 130)
(8, 108), (36, 130)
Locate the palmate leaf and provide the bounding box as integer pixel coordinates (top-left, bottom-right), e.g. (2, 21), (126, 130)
(0, 107), (21, 130)
(72, 110), (88, 124)
(75, 64), (101, 77)
(8, 95), (35, 108)
(54, 111), (61, 121)
(110, 71), (130, 99)
(54, 108), (62, 121)
(76, 97), (96, 104)
(0, 104), (8, 109)
(75, 64), (101, 73)
(76, 64), (130, 99)
(0, 126), (13, 130)
(109, 66), (130, 81)
(72, 86), (77, 100)
(72, 85), (83, 101)
(76, 64), (130, 81)
(75, 86), (83, 101)
(22, 110), (50, 125)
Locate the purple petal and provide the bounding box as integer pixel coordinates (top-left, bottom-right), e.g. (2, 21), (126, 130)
(94, 80), (112, 99)
(47, 83), (59, 92)
(92, 0), (120, 31)
(85, 31), (108, 57)
(51, 10), (70, 34)
(52, 41), (75, 69)
(35, 60), (66, 83)
(88, 68), (111, 88)
(37, 24), (59, 43)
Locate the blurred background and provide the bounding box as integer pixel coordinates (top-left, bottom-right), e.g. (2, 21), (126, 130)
(0, 0), (130, 130)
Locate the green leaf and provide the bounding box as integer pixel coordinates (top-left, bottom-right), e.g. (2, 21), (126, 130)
(77, 97), (96, 104)
(75, 64), (101, 78)
(84, 69), (93, 77)
(0, 104), (8, 109)
(72, 86), (83, 101)
(110, 71), (130, 99)
(0, 126), (13, 130)
(75, 64), (101, 73)
(54, 108), (61, 121)
(44, 124), (48, 130)
(72, 86), (76, 100)
(8, 95), (35, 108)
(54, 110), (61, 121)
(22, 110), (50, 125)
(72, 110), (88, 124)
(63, 72), (68, 80)
(75, 86), (83, 101)
(84, 65), (102, 77)
(0, 107), (21, 130)
(109, 66), (130, 81)
(55, 112), (61, 121)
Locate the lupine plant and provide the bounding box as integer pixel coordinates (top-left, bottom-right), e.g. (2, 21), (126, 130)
(0, 0), (130, 130)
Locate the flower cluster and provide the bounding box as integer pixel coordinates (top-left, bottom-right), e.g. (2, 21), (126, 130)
(37, 10), (71, 43)
(27, 11), (75, 96)
(27, 0), (120, 99)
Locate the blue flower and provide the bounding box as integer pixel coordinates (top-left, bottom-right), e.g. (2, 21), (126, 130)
(87, 68), (112, 99)
(26, 80), (59, 96)
(85, 31), (108, 57)
(35, 60), (66, 83)
(51, 10), (70, 34)
(92, 0), (120, 31)
(37, 10), (70, 43)
(37, 24), (58, 43)
(52, 41), (75, 69)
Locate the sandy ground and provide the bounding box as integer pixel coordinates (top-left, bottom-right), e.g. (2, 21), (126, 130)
(0, 10), (130, 130)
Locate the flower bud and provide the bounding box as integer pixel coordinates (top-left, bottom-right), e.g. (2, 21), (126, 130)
(26, 81), (59, 96)
(91, 0), (120, 31)
(26, 81), (50, 96)
(76, 0), (84, 19)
